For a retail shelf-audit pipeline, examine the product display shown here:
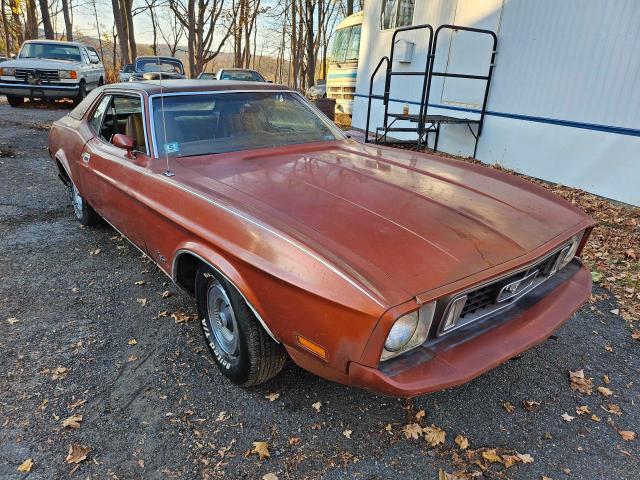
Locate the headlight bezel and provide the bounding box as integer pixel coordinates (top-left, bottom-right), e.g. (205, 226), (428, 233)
(0, 67), (16, 77)
(380, 301), (436, 361)
(59, 70), (78, 79)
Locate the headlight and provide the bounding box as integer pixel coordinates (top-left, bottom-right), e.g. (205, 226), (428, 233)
(552, 232), (583, 273)
(59, 70), (78, 79)
(0, 67), (15, 76)
(381, 302), (436, 361)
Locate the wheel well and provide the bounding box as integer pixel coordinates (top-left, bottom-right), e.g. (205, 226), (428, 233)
(55, 158), (71, 187)
(174, 252), (202, 296)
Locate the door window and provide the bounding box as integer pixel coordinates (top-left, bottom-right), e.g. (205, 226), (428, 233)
(99, 95), (147, 154)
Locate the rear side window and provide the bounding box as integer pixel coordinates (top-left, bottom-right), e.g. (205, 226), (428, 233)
(68, 88), (102, 120)
(89, 95), (111, 132)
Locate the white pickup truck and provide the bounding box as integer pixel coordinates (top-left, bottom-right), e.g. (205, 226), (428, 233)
(0, 40), (105, 107)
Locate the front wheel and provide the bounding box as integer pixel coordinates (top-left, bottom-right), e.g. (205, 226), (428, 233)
(195, 265), (286, 386)
(74, 81), (86, 104)
(7, 95), (24, 107)
(70, 182), (100, 226)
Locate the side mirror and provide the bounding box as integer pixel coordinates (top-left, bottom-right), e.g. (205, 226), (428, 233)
(112, 134), (136, 157)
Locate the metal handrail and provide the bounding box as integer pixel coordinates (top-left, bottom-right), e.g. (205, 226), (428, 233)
(365, 56), (389, 143)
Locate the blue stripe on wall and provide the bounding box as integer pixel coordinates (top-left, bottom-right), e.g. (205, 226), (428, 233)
(328, 72), (359, 79)
(353, 93), (640, 138)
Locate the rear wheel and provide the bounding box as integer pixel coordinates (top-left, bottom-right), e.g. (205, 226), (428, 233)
(70, 182), (100, 226)
(7, 96), (24, 107)
(195, 265), (286, 386)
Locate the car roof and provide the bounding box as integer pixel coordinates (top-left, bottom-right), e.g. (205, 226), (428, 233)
(219, 68), (260, 72)
(106, 80), (290, 95)
(136, 56), (181, 61)
(23, 39), (86, 48)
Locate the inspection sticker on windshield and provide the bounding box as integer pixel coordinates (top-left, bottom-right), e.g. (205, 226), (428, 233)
(165, 142), (179, 154)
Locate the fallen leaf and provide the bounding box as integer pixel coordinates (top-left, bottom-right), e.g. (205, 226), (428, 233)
(619, 431), (636, 441)
(251, 441), (270, 460)
(138, 459), (145, 468)
(601, 403), (622, 415)
(590, 414), (601, 422)
(423, 424), (445, 447)
(265, 393), (280, 402)
(415, 409), (426, 420)
(343, 429), (352, 439)
(385, 424), (393, 434)
(89, 248), (101, 255)
(604, 345), (613, 352)
(161, 290), (172, 298)
(127, 355), (138, 362)
(37, 399), (48, 412)
(52, 366), (68, 380)
(610, 308), (619, 315)
(502, 454), (519, 468)
(523, 400), (540, 411)
(127, 338), (137, 346)
(632, 331), (640, 340)
(561, 413), (575, 422)
(136, 298), (148, 307)
(402, 423), (423, 439)
(569, 369), (593, 395)
(517, 453), (534, 464)
(216, 411), (230, 422)
(289, 436), (300, 445)
(17, 458), (33, 473)
(482, 449), (502, 463)
(312, 401), (322, 412)
(576, 405), (590, 415)
(134, 280), (146, 286)
(590, 270), (603, 283)
(65, 444), (91, 464)
(171, 311), (196, 324)
(502, 402), (515, 413)
(263, 474), (279, 480)
(454, 434), (469, 449)
(62, 414), (83, 429)
(6, 317), (19, 325)
(597, 386), (613, 397)
(603, 374), (611, 384)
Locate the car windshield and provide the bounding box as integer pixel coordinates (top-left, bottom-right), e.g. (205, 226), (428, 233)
(199, 72), (215, 80)
(19, 43), (81, 62)
(220, 70), (265, 81)
(122, 64), (134, 73)
(137, 58), (183, 74)
(152, 91), (342, 157)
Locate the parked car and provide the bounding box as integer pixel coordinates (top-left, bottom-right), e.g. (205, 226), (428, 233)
(209, 68), (266, 82)
(119, 63), (135, 82)
(129, 56), (186, 81)
(306, 79), (326, 99)
(0, 40), (104, 107)
(48, 81), (594, 397)
(0, 56), (7, 63)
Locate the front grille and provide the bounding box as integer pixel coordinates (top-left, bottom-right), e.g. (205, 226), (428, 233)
(439, 246), (568, 335)
(15, 68), (60, 82)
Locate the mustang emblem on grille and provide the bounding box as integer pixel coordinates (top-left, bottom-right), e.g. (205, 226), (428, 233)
(497, 268), (540, 303)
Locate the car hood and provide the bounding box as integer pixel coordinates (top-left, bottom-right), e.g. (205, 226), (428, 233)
(177, 141), (590, 305)
(1, 58), (81, 69)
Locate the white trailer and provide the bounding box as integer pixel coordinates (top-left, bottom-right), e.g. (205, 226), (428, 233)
(352, 0), (640, 206)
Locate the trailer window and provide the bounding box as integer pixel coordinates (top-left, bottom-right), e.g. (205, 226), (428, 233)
(380, 0), (415, 30)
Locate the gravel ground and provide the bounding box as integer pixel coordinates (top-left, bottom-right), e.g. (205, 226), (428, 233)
(0, 98), (638, 479)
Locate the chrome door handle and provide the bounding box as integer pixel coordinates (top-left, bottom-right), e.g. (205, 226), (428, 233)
(82, 152), (90, 163)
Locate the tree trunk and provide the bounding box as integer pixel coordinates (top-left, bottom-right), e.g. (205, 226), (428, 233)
(346, 0), (353, 16)
(123, 0), (137, 60)
(38, 0), (55, 39)
(1, 0), (11, 55)
(304, 0), (315, 88)
(111, 0), (129, 64)
(25, 0), (38, 40)
(92, 0), (103, 60)
(61, 0), (73, 41)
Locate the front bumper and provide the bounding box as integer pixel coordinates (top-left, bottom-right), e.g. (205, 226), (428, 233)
(348, 260), (592, 398)
(0, 82), (79, 98)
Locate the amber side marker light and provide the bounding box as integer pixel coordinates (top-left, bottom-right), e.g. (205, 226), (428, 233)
(70, 71), (78, 79)
(296, 335), (327, 359)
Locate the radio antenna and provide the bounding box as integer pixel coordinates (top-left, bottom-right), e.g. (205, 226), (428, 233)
(157, 55), (174, 177)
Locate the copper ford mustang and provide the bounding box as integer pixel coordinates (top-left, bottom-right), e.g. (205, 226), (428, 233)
(48, 81), (594, 397)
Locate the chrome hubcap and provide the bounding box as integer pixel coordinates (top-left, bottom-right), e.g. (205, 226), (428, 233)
(71, 184), (83, 219)
(206, 280), (238, 356)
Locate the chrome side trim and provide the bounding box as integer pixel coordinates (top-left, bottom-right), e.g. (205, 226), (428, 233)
(172, 249), (280, 343)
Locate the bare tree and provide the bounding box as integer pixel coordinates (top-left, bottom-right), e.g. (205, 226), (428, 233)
(111, 0), (129, 64)
(142, 0), (158, 55)
(38, 0), (55, 39)
(60, 0), (72, 40)
(158, 5), (185, 57)
(169, 0), (234, 77)
(1, 0), (11, 55)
